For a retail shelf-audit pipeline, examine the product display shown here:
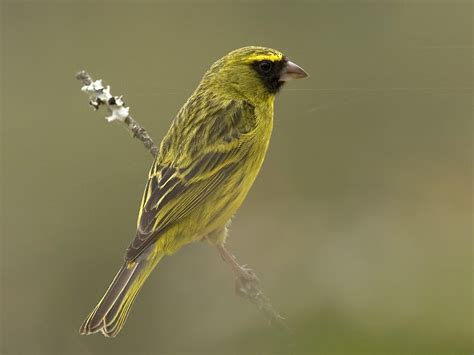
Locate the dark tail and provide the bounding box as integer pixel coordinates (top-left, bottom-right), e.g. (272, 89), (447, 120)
(79, 253), (163, 337)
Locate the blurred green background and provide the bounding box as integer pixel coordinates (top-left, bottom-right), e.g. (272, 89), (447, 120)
(1, 1), (472, 354)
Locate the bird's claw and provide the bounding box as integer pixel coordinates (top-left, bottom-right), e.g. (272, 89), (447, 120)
(234, 265), (261, 297)
(238, 265), (260, 283)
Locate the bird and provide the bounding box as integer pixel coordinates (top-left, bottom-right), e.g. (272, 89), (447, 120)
(79, 46), (308, 337)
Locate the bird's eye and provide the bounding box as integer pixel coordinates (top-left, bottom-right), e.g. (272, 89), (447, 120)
(258, 61), (273, 73)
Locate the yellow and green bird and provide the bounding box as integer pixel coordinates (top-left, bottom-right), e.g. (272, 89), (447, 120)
(79, 46), (307, 337)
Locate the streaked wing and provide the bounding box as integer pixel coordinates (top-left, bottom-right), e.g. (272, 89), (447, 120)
(126, 155), (238, 261)
(125, 100), (255, 262)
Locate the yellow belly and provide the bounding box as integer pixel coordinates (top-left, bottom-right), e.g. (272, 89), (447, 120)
(155, 106), (273, 254)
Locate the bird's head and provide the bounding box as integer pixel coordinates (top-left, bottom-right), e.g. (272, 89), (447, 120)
(200, 46), (308, 104)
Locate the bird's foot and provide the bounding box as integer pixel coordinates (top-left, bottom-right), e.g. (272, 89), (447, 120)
(238, 264), (260, 283)
(234, 265), (260, 297)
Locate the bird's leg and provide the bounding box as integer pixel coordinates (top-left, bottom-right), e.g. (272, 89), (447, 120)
(215, 243), (286, 329)
(205, 229), (285, 328)
(216, 244), (260, 296)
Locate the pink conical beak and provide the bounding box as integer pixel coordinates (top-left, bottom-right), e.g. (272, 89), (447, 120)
(279, 60), (309, 81)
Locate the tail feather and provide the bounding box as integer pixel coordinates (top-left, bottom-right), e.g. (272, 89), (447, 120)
(79, 253), (162, 337)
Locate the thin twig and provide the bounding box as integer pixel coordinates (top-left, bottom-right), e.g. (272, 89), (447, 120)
(217, 244), (288, 331)
(75, 70), (286, 331)
(75, 70), (158, 158)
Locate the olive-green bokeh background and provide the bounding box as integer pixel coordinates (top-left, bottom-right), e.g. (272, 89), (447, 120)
(1, 1), (472, 354)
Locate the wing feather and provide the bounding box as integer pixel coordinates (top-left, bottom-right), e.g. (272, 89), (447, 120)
(126, 161), (238, 261)
(125, 99), (255, 262)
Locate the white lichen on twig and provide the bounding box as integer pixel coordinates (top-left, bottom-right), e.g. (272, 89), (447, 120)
(80, 79), (130, 122)
(75, 70), (158, 158)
